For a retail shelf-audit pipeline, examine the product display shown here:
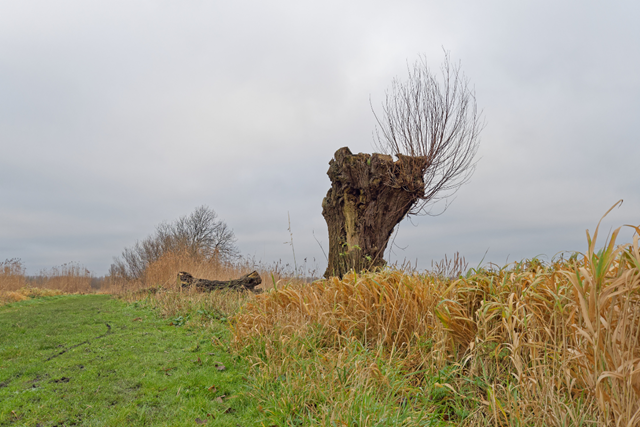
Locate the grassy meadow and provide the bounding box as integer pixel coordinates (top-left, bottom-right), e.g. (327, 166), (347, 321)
(1, 216), (639, 426)
(0, 294), (257, 426)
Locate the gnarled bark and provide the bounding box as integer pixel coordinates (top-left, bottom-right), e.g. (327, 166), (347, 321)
(178, 271), (262, 293)
(322, 147), (428, 278)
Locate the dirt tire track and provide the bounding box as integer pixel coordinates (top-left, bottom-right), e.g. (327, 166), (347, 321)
(45, 323), (112, 361)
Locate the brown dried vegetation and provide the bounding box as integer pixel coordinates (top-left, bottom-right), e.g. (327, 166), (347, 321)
(0, 259), (92, 304)
(233, 209), (640, 425)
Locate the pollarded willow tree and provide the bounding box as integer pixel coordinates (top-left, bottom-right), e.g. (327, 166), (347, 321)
(322, 52), (483, 278)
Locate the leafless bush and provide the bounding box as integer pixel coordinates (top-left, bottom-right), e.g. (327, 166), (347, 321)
(110, 206), (239, 282)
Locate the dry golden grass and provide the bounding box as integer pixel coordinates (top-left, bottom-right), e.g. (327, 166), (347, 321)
(31, 263), (94, 293)
(232, 208), (640, 426)
(106, 249), (309, 327)
(0, 259), (94, 305)
(102, 248), (299, 295)
(0, 287), (64, 305)
(0, 258), (27, 292)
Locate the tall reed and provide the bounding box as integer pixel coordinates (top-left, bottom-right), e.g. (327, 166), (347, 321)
(0, 258), (27, 292)
(232, 210), (640, 425)
(0, 259), (92, 304)
(31, 262), (94, 293)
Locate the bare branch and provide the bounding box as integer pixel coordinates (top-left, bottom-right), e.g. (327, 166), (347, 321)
(372, 51), (483, 215)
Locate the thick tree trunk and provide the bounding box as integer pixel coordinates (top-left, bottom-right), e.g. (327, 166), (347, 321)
(322, 147), (428, 278)
(178, 271), (262, 293)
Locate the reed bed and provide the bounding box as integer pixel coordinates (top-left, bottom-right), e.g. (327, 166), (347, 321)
(31, 262), (94, 293)
(232, 217), (640, 425)
(0, 258), (28, 292)
(0, 259), (92, 305)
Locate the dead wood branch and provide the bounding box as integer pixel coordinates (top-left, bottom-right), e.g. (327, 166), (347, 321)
(178, 271), (262, 293)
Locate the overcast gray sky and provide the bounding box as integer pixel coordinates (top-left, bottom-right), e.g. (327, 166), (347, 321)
(1, 0), (638, 276)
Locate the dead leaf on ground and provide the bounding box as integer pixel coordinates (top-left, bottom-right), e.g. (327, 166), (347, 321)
(131, 317), (142, 322)
(207, 385), (217, 392)
(214, 363), (226, 371)
(195, 417), (207, 424)
(215, 395), (226, 403)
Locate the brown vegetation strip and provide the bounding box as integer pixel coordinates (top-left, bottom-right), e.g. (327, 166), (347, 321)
(233, 215), (640, 425)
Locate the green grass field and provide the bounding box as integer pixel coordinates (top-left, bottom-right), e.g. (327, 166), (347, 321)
(0, 294), (260, 426)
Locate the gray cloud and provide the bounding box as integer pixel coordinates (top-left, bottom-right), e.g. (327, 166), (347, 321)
(1, 0), (638, 275)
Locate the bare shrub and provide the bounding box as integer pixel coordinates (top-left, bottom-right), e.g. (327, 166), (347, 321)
(110, 206), (239, 284)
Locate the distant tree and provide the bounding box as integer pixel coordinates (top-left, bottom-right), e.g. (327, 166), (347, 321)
(322, 52), (482, 278)
(156, 206), (238, 260)
(111, 206), (239, 281)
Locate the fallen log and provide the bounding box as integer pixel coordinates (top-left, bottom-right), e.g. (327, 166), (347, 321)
(177, 271), (262, 293)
